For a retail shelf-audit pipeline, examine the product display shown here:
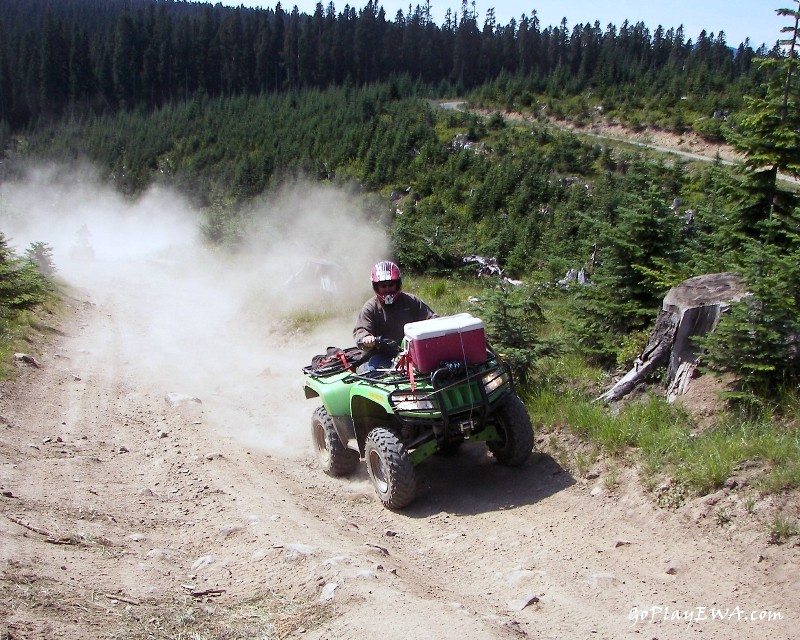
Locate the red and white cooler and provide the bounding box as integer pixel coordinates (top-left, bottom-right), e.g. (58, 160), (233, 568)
(404, 313), (487, 373)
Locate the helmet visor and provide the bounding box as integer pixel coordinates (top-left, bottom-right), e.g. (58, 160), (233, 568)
(376, 280), (399, 292)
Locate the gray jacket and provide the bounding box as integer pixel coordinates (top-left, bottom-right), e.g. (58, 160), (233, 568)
(353, 292), (436, 351)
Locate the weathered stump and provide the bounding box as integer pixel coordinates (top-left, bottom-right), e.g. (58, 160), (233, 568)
(597, 273), (747, 403)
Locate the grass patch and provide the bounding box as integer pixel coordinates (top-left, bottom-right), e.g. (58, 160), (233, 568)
(0, 316), (19, 380)
(406, 274), (487, 317)
(758, 462), (800, 493)
(767, 513), (800, 543)
(528, 352), (608, 397)
(528, 386), (689, 458)
(0, 302), (59, 380)
(678, 418), (800, 495)
(573, 449), (596, 478)
(603, 462), (620, 491)
(526, 366), (800, 501)
(673, 435), (739, 494)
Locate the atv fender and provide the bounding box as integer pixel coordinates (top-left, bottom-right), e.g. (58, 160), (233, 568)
(303, 374), (351, 417)
(349, 385), (393, 413)
(350, 394), (394, 455)
(303, 378), (359, 451)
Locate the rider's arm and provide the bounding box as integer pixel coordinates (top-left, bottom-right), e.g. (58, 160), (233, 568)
(353, 302), (378, 348)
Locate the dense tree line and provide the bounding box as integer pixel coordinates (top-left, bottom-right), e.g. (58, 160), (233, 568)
(21, 79), (686, 282)
(0, 0), (777, 131)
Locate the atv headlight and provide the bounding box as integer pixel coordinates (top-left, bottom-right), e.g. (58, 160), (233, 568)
(390, 392), (437, 411)
(482, 369), (508, 394)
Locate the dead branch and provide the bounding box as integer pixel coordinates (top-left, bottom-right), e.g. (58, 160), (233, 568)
(365, 543), (390, 555)
(6, 514), (56, 537)
(44, 536), (80, 545)
(103, 593), (141, 605)
(6, 514), (78, 545)
(190, 588), (226, 597)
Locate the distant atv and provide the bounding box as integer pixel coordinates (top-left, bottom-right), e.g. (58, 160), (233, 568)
(302, 314), (534, 509)
(69, 224), (95, 261)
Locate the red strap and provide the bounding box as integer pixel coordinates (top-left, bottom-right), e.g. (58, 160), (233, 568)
(393, 351), (415, 391)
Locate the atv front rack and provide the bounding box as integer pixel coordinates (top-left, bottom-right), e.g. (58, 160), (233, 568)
(303, 346), (365, 377)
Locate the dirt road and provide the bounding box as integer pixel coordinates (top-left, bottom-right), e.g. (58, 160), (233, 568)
(1, 175), (798, 640)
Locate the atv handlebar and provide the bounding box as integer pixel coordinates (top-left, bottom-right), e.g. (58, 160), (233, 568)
(358, 336), (400, 352)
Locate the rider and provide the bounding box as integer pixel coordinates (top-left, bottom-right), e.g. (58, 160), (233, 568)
(354, 260), (437, 371)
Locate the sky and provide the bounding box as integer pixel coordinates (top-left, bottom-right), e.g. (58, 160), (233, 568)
(214, 0), (788, 49)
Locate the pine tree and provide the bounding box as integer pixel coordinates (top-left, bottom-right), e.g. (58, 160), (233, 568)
(573, 164), (687, 364)
(725, 9), (800, 238)
(703, 3), (800, 394)
(0, 234), (49, 314)
(25, 242), (57, 278)
(479, 282), (548, 387)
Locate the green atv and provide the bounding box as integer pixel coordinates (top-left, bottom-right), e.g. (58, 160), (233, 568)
(302, 314), (534, 510)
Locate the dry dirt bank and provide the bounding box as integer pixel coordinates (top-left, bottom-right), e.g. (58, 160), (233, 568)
(554, 118), (744, 164)
(452, 100), (735, 163)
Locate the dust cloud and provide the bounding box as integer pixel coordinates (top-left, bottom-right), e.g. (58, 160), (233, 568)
(0, 163), (390, 453)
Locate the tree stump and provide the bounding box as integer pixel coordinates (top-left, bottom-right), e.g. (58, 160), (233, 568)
(597, 273), (747, 403)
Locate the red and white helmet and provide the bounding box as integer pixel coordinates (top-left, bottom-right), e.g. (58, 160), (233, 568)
(371, 260), (402, 304)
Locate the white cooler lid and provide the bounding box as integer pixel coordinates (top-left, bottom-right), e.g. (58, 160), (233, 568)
(404, 313), (484, 340)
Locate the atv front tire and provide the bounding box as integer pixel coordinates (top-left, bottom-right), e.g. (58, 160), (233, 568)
(365, 427), (416, 509)
(311, 406), (359, 476)
(487, 394), (534, 466)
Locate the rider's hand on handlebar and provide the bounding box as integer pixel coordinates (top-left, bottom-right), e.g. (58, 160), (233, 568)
(361, 335), (376, 347)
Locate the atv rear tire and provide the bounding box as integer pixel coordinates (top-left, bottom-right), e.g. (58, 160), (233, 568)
(365, 427), (416, 509)
(311, 406), (359, 477)
(487, 394), (534, 466)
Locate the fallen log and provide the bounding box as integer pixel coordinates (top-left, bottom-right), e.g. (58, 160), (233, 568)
(598, 273), (747, 403)
(190, 588), (226, 598)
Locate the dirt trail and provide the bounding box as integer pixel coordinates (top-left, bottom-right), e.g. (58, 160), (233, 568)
(1, 266), (798, 639)
(551, 118), (744, 164)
